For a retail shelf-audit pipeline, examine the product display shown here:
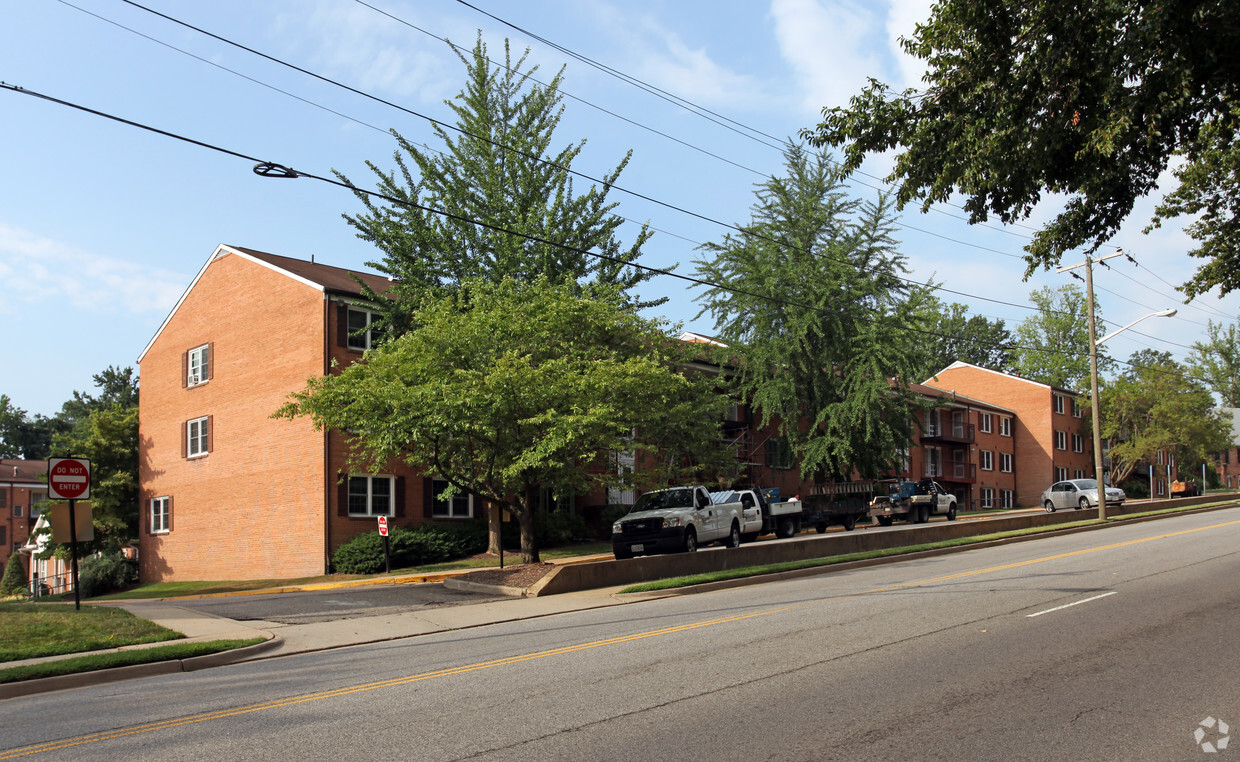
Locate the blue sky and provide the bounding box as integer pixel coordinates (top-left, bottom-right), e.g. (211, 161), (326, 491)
(3, 0), (1236, 417)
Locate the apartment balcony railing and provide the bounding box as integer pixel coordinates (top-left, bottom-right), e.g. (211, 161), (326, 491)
(921, 423), (976, 444)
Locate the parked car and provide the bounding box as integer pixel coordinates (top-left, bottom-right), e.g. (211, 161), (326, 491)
(1041, 478), (1125, 512)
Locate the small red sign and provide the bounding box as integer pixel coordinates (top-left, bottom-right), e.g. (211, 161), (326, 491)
(48, 457), (91, 501)
(377, 515), (389, 537)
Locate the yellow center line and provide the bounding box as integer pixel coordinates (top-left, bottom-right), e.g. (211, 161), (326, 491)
(6, 515), (1238, 758)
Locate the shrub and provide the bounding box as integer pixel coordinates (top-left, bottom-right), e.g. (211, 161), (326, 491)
(1, 553), (27, 596)
(77, 553), (137, 598)
(331, 523), (490, 574)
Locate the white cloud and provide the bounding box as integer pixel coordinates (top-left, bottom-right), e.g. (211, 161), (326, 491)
(886, 0), (933, 88)
(770, 0), (884, 116)
(278, 1), (461, 104)
(0, 225), (187, 316)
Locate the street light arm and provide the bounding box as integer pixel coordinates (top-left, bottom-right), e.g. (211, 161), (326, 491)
(1097, 308), (1177, 346)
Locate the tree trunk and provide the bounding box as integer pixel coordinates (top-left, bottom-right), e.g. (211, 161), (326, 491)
(486, 501), (503, 555)
(518, 486), (540, 564)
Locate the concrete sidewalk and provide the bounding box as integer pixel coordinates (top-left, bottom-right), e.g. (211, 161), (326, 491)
(0, 570), (631, 700)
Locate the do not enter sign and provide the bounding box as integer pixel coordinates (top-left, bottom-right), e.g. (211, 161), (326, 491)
(48, 457), (92, 501)
(377, 515), (389, 537)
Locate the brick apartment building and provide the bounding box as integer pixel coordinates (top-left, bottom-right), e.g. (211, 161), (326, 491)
(1216, 408), (1240, 490)
(0, 459), (46, 570)
(137, 245), (486, 582)
(925, 362), (1094, 506)
(905, 384), (1018, 511)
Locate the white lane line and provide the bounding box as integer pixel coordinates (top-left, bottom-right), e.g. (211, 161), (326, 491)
(1026, 591), (1118, 618)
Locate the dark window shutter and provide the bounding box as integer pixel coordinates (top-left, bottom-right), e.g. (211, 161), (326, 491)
(422, 477), (433, 518)
(205, 415), (213, 454)
(337, 304), (349, 347)
(166, 496), (173, 532)
(337, 476), (348, 517)
(206, 342), (214, 381)
(395, 476), (406, 517)
(181, 422), (187, 459)
(181, 350), (188, 388)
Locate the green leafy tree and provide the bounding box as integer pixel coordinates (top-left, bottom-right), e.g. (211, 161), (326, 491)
(50, 405), (140, 554)
(1187, 318), (1240, 407)
(916, 298), (1014, 379)
(0, 396), (63, 461)
(693, 144), (934, 482)
(1, 552), (26, 596)
(1010, 285), (1109, 390)
(805, 1), (1240, 297)
(338, 35), (658, 337)
(278, 278), (733, 565)
(1101, 352), (1230, 484)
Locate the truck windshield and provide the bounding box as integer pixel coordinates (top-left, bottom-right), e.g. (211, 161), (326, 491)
(629, 489), (694, 513)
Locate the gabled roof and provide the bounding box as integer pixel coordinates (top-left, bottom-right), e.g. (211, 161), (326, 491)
(906, 381), (1016, 415)
(926, 361), (1082, 397)
(0, 458), (47, 486)
(138, 245), (394, 363)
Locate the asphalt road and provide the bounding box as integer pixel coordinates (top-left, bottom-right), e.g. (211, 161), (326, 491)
(4, 506), (1238, 760)
(170, 583), (506, 624)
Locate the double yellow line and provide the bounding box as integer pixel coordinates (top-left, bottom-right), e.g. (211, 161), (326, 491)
(6, 515), (1237, 758)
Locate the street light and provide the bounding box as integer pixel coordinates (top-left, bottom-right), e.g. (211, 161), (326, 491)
(1058, 253), (1177, 520)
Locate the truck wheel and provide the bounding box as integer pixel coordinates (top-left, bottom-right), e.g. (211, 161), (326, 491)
(725, 521), (741, 548)
(842, 514), (857, 531)
(878, 516), (894, 527)
(683, 528), (698, 553)
(947, 506), (957, 521)
(613, 544), (632, 560)
(776, 517), (796, 539)
(920, 506), (931, 523)
(1044, 500), (1056, 513)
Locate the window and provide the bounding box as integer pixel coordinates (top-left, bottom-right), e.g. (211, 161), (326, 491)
(13, 503), (22, 518)
(1074, 469), (1085, 480)
(150, 497), (170, 533)
(1071, 433), (1083, 453)
(899, 446), (911, 474)
(766, 437), (793, 470)
(346, 307), (384, 351)
(979, 413), (993, 434)
(1055, 431), (1067, 450)
(186, 344), (210, 387)
(1054, 394), (1066, 415)
(1156, 480), (1166, 496)
(431, 479), (473, 519)
(186, 416), (210, 458)
(348, 475), (393, 516)
(1072, 399), (1084, 418)
(981, 488), (994, 508)
(980, 450), (994, 471)
(925, 409), (941, 437)
(924, 446), (942, 478)
(999, 452), (1013, 473)
(1056, 466), (1068, 481)
(1157, 450), (1165, 465)
(1001, 489), (1015, 508)
(999, 417), (1012, 437)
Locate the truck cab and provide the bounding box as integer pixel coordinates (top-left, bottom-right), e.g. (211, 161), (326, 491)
(612, 485), (745, 559)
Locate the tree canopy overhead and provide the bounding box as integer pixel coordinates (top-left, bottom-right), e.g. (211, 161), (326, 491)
(694, 144), (933, 482)
(279, 278), (732, 564)
(338, 35), (658, 337)
(805, 0), (1240, 298)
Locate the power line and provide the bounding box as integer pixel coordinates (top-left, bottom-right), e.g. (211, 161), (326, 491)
(1, 81), (1101, 367)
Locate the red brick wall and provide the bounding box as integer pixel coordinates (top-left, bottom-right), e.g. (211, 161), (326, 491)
(139, 251), (330, 581)
(927, 365), (1092, 507)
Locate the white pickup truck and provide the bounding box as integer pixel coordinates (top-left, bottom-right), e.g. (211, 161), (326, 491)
(611, 486), (761, 559)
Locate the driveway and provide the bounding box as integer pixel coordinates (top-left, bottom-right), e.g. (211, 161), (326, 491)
(167, 582), (503, 625)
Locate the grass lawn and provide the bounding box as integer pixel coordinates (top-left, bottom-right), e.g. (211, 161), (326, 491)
(0, 638), (266, 684)
(0, 602), (184, 662)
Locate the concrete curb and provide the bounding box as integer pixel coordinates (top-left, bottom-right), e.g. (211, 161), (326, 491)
(442, 577), (527, 597)
(0, 634), (282, 700)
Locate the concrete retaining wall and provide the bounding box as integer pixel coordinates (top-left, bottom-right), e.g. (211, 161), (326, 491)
(534, 494), (1236, 596)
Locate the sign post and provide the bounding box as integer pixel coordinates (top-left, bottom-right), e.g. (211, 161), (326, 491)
(377, 515), (390, 574)
(48, 457), (91, 610)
